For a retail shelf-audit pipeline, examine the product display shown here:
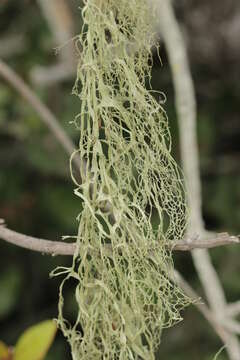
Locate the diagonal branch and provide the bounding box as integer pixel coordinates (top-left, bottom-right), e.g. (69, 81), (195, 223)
(227, 301), (240, 318)
(173, 271), (234, 345)
(0, 59), (77, 163)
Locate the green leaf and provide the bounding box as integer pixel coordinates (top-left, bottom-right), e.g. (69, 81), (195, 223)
(0, 340), (9, 359)
(14, 320), (57, 360)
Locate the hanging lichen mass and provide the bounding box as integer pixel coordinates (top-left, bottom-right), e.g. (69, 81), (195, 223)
(52, 0), (190, 359)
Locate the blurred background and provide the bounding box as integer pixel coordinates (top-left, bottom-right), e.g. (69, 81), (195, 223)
(0, 1), (239, 359)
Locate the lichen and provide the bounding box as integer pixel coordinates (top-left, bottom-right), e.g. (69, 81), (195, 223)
(52, 1), (189, 359)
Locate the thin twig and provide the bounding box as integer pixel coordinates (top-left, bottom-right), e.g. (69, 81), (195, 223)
(172, 233), (239, 251)
(0, 224), (75, 256)
(0, 220), (238, 256)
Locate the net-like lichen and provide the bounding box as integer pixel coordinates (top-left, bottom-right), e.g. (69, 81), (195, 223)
(52, 0), (189, 359)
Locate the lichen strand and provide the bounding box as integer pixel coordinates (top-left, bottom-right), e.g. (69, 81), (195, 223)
(53, 1), (189, 359)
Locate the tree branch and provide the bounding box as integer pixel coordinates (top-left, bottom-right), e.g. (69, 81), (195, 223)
(172, 233), (239, 251)
(0, 220), (238, 256)
(0, 224), (75, 256)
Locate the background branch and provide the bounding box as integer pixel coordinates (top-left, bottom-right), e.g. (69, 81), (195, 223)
(31, 0), (76, 86)
(173, 271), (234, 345)
(0, 34), (26, 58)
(37, 0), (74, 64)
(155, 1), (240, 358)
(0, 59), (80, 169)
(227, 302), (240, 318)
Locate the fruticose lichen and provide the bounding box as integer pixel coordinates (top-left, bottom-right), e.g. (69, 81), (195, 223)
(52, 1), (189, 359)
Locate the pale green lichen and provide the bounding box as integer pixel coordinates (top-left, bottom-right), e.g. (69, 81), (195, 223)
(52, 1), (189, 359)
